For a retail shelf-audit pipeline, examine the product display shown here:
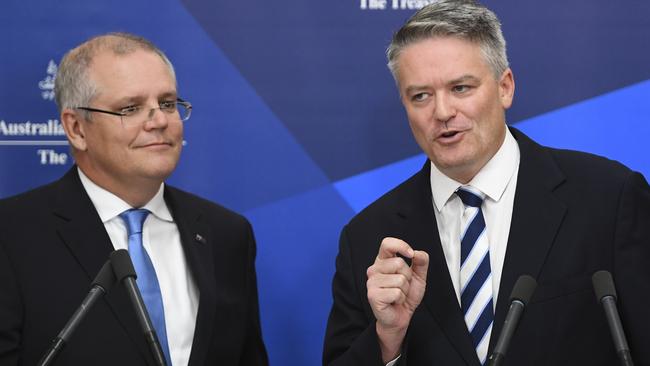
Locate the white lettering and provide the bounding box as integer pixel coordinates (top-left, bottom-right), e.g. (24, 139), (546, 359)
(392, 0), (433, 9)
(0, 119), (65, 136)
(37, 149), (68, 165)
(361, 0), (387, 9)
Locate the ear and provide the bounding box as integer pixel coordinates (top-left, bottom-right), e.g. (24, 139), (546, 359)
(60, 108), (88, 151)
(498, 68), (515, 109)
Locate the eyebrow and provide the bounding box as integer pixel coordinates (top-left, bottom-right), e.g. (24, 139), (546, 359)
(404, 85), (429, 96)
(111, 91), (178, 106)
(448, 75), (480, 85)
(403, 75), (481, 95)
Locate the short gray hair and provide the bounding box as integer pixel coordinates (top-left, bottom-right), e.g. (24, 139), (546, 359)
(54, 32), (176, 115)
(386, 0), (509, 81)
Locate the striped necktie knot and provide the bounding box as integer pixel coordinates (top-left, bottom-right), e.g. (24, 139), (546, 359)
(456, 187), (484, 208)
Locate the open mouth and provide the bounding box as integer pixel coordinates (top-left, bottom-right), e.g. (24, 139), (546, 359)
(440, 131), (461, 138)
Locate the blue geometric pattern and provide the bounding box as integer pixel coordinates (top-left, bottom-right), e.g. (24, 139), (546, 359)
(1, 1), (649, 365)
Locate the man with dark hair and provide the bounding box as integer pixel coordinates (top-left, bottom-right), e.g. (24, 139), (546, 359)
(0, 33), (268, 366)
(323, 1), (650, 365)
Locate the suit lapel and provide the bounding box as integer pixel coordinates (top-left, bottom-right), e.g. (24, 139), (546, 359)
(490, 128), (567, 351)
(52, 167), (154, 365)
(164, 188), (217, 366)
(397, 163), (480, 366)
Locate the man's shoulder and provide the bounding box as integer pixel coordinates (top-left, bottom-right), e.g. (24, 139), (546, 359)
(513, 127), (637, 185)
(347, 165), (426, 228)
(0, 179), (60, 212)
(549, 147), (634, 180)
(164, 185), (250, 226)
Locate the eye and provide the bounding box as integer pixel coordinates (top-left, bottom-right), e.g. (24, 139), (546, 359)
(411, 92), (430, 102)
(159, 100), (177, 112)
(452, 85), (472, 94)
(119, 105), (140, 116)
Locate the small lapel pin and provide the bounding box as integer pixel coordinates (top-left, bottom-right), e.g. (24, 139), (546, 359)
(194, 233), (207, 244)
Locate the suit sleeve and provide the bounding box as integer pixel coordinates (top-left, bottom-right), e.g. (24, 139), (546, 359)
(0, 231), (22, 365)
(323, 226), (391, 366)
(238, 221), (269, 366)
(613, 171), (650, 365)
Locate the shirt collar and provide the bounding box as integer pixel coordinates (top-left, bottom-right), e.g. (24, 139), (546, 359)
(430, 128), (520, 211)
(77, 167), (174, 223)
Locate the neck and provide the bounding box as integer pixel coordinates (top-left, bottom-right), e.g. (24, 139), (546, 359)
(78, 166), (162, 208)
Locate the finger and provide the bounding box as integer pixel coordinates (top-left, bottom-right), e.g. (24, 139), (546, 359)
(367, 273), (411, 295)
(368, 287), (407, 307)
(368, 257), (413, 280)
(411, 250), (430, 281)
(377, 237), (414, 260)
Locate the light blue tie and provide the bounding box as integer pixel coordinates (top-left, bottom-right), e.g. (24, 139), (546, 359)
(120, 209), (172, 366)
(457, 187), (493, 365)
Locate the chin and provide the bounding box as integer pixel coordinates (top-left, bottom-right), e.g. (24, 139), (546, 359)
(141, 163), (177, 181)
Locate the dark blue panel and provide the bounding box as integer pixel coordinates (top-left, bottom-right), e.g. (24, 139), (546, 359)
(181, 0), (650, 181)
(488, 0), (650, 125)
(180, 0), (421, 181)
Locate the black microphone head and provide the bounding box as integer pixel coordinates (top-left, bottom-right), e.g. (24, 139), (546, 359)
(110, 249), (137, 281)
(592, 270), (617, 302)
(510, 275), (537, 305)
(91, 260), (117, 293)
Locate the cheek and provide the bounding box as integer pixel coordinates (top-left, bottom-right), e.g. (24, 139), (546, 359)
(169, 122), (184, 141)
(406, 109), (430, 134)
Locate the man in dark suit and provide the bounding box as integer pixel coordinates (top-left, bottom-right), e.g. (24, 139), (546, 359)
(0, 33), (268, 365)
(323, 1), (650, 365)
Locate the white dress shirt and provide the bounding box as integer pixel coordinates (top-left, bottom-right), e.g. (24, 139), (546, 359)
(78, 168), (199, 366)
(386, 129), (520, 366)
(430, 128), (520, 306)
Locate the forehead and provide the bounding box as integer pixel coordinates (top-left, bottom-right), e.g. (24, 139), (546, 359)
(396, 36), (490, 85)
(88, 49), (176, 100)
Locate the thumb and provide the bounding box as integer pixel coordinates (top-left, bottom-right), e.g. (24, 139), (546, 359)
(411, 250), (429, 281)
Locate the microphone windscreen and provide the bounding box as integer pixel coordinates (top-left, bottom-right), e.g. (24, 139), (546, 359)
(91, 260), (117, 292)
(510, 275), (537, 305)
(592, 270), (617, 302)
(110, 249), (137, 280)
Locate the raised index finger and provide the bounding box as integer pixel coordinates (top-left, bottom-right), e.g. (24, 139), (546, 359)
(377, 237), (415, 260)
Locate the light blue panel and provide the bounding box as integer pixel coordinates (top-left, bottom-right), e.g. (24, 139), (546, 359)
(516, 79), (650, 178)
(244, 184), (355, 366)
(333, 153), (426, 213)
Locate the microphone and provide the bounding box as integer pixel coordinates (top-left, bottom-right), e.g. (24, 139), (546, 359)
(38, 260), (116, 366)
(487, 275), (537, 366)
(592, 270), (634, 366)
(110, 249), (167, 366)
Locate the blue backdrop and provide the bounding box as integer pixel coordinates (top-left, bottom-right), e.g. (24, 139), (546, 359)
(1, 1), (649, 365)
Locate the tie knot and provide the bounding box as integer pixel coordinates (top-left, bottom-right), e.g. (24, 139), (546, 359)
(456, 187), (484, 208)
(119, 209), (150, 236)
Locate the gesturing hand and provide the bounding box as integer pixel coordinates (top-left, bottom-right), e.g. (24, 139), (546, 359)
(366, 237), (429, 363)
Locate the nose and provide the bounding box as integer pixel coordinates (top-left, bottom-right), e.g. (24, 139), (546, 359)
(143, 107), (168, 129)
(433, 93), (456, 126)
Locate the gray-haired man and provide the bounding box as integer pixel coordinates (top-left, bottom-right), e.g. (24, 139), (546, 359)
(0, 33), (268, 366)
(323, 1), (650, 365)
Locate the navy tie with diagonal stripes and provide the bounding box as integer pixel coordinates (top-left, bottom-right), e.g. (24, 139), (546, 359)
(456, 187), (493, 365)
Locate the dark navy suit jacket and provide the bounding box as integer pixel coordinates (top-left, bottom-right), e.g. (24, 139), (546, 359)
(324, 128), (650, 366)
(0, 168), (268, 366)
